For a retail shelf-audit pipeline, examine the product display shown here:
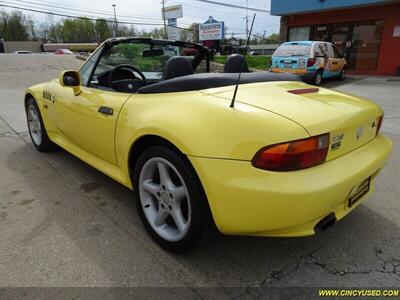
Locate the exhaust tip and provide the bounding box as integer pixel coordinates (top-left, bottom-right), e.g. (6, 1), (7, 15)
(314, 213), (337, 233)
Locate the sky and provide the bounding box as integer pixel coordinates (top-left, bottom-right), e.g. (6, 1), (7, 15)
(0, 0), (280, 38)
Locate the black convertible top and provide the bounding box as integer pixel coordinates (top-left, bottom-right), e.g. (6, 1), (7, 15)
(137, 72), (300, 94)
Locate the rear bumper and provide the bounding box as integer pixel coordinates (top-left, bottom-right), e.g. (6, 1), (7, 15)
(189, 134), (392, 237)
(270, 68), (315, 82)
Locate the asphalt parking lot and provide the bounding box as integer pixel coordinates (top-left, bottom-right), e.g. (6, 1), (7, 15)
(0, 55), (399, 295)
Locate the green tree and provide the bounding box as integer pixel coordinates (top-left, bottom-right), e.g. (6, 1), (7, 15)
(62, 18), (96, 42)
(188, 23), (200, 42)
(266, 33), (279, 44)
(95, 19), (111, 41)
(26, 17), (37, 40)
(0, 10), (29, 40)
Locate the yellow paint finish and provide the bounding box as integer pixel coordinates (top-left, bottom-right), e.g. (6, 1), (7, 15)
(189, 134), (391, 236)
(206, 81), (383, 160)
(26, 77), (392, 237)
(115, 88), (309, 176)
(271, 68), (307, 74)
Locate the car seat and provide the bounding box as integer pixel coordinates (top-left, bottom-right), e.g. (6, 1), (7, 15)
(162, 57), (194, 80)
(223, 54), (249, 73)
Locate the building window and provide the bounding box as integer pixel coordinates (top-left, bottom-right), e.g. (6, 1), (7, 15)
(288, 26), (310, 41)
(348, 20), (384, 71)
(311, 24), (331, 42)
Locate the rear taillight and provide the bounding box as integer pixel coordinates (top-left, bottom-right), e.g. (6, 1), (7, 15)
(376, 115), (383, 136)
(307, 58), (316, 67)
(252, 134), (330, 171)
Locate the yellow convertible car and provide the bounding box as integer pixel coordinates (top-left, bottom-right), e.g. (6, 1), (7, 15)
(25, 38), (392, 253)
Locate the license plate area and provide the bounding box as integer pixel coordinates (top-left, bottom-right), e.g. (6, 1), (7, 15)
(347, 177), (371, 208)
(284, 61), (292, 68)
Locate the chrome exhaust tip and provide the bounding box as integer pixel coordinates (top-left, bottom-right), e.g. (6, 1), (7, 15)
(314, 213), (337, 233)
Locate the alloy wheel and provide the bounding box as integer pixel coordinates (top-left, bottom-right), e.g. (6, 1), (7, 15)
(27, 104), (42, 146)
(315, 73), (322, 85)
(138, 157), (191, 242)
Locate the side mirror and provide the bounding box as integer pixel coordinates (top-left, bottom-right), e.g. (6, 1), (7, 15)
(59, 70), (81, 95)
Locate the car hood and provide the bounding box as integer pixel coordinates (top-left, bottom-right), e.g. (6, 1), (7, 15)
(203, 81), (383, 160)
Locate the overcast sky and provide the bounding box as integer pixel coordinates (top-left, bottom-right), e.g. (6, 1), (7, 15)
(1, 0), (280, 38)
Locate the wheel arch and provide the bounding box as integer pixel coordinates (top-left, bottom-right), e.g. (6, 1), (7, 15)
(24, 93), (35, 108)
(127, 134), (214, 221)
(128, 134), (185, 178)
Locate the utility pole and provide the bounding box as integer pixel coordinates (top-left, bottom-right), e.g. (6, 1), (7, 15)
(262, 30), (266, 55)
(245, 0), (249, 38)
(161, 0), (167, 39)
(112, 4), (118, 37)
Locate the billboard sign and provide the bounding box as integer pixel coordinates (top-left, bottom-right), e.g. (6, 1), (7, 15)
(162, 5), (183, 19)
(167, 26), (180, 40)
(199, 16), (225, 41)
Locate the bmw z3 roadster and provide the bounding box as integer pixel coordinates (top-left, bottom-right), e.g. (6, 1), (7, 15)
(25, 38), (392, 252)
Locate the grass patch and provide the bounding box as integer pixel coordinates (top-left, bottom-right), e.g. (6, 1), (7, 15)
(213, 55), (271, 70)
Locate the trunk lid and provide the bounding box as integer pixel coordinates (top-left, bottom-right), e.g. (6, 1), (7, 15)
(206, 81), (383, 161)
(271, 55), (308, 70)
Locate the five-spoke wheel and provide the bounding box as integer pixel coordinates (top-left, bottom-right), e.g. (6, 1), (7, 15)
(27, 103), (42, 146)
(134, 146), (209, 253)
(139, 157), (191, 242)
(25, 97), (54, 152)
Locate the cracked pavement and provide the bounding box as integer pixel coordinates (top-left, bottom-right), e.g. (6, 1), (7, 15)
(0, 55), (399, 296)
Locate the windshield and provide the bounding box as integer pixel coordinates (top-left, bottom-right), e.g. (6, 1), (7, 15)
(94, 41), (206, 80)
(79, 39), (209, 92)
(273, 44), (311, 57)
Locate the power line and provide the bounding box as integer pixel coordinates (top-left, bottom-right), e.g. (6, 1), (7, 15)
(0, 1), (273, 34)
(192, 0), (269, 13)
(2, 0), (196, 27)
(4, 0), (164, 21)
(0, 3), (163, 26)
(1, 3), (198, 32)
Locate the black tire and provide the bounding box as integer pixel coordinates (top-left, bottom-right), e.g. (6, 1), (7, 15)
(133, 146), (210, 253)
(339, 66), (346, 81)
(25, 97), (55, 152)
(313, 69), (323, 86)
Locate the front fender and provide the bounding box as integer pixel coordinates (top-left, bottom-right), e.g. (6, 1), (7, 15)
(26, 80), (61, 133)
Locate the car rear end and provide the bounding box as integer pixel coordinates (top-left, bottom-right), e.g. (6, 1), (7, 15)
(191, 82), (392, 237)
(271, 42), (317, 82)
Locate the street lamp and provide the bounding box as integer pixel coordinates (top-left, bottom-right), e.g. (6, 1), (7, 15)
(112, 4), (118, 37)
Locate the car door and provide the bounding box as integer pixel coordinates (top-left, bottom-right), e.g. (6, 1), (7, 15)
(332, 44), (346, 72)
(49, 45), (131, 165)
(326, 43), (343, 76)
(53, 86), (131, 165)
(312, 42), (329, 75)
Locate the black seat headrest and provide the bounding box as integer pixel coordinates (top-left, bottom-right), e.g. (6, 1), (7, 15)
(223, 54), (249, 73)
(162, 56), (194, 80)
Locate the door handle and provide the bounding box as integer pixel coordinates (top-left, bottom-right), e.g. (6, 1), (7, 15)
(98, 106), (113, 116)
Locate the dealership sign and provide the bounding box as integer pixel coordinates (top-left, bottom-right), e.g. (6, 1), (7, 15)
(167, 26), (180, 40)
(199, 16), (225, 41)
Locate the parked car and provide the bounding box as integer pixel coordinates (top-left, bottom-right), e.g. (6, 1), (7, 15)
(271, 41), (347, 85)
(24, 37), (391, 253)
(13, 50), (33, 54)
(54, 49), (74, 55)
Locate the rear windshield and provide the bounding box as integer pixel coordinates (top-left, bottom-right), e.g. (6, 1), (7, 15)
(273, 44), (311, 57)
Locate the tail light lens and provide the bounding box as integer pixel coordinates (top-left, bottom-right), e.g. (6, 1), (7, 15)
(307, 58), (316, 67)
(252, 134), (330, 171)
(376, 115), (383, 136)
